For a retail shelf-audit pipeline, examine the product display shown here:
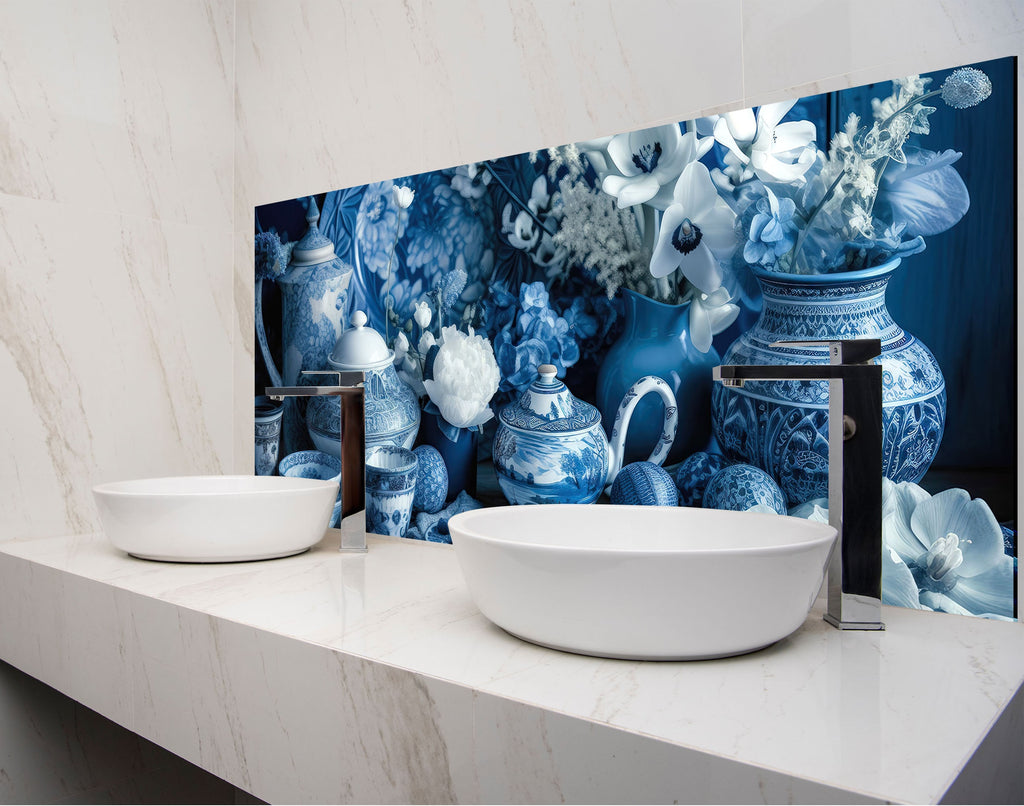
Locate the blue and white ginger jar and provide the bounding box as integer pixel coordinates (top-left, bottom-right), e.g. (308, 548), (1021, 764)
(307, 311), (421, 455)
(492, 365), (678, 505)
(712, 258), (945, 506)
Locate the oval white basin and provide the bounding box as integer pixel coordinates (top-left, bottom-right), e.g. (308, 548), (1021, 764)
(448, 504), (837, 661)
(93, 476), (338, 562)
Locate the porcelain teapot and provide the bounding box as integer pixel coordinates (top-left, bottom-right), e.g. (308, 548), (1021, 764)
(492, 365), (678, 505)
(306, 311), (420, 456)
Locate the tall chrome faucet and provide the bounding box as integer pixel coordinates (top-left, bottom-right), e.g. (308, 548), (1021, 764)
(267, 371), (367, 553)
(713, 339), (884, 630)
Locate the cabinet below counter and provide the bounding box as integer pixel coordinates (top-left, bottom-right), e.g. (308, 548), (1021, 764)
(0, 531), (1021, 804)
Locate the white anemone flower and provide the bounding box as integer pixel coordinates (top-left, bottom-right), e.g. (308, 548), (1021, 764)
(587, 125), (713, 210)
(882, 479), (1014, 619)
(687, 287), (739, 353)
(713, 100), (817, 183)
(423, 326), (500, 430)
(650, 162), (737, 293)
(392, 185), (415, 209)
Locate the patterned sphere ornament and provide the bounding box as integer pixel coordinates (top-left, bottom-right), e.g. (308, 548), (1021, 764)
(610, 462), (679, 507)
(412, 445), (448, 514)
(674, 452), (726, 507)
(702, 464), (786, 515)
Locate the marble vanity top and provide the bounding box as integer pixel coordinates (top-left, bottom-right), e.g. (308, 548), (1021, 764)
(0, 530), (1021, 804)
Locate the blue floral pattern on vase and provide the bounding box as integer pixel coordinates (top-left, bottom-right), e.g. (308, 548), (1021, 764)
(412, 444), (448, 514)
(711, 258), (945, 506)
(675, 451), (726, 507)
(596, 289), (718, 465)
(610, 462), (678, 506)
(702, 464), (787, 514)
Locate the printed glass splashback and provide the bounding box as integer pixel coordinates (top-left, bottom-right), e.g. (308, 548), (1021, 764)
(254, 57), (1016, 621)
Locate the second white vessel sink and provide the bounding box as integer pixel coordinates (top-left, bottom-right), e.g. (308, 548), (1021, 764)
(448, 504), (837, 660)
(94, 475), (338, 562)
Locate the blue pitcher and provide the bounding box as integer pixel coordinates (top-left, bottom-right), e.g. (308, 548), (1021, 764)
(256, 197), (353, 455)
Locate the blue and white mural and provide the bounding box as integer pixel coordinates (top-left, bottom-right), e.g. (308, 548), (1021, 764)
(255, 58), (1016, 620)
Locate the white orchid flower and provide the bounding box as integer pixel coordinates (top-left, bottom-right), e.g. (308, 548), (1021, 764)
(392, 331), (409, 363)
(882, 479), (1014, 619)
(413, 300), (432, 329)
(392, 185), (415, 209)
(650, 162), (737, 293)
(713, 100), (817, 183)
(585, 125), (712, 211)
(687, 286), (740, 353)
(423, 326), (500, 429)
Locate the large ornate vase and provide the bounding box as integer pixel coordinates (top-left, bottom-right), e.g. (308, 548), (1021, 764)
(711, 258), (946, 507)
(596, 289), (718, 465)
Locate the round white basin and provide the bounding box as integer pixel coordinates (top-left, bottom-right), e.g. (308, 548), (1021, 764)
(448, 504), (837, 660)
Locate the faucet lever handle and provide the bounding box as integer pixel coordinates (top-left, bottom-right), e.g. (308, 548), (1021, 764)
(769, 338), (881, 364)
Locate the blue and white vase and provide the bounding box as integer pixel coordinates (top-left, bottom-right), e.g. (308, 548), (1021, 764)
(596, 289), (719, 466)
(493, 365), (678, 505)
(255, 197), (353, 455)
(254, 396), (284, 476)
(711, 258), (946, 506)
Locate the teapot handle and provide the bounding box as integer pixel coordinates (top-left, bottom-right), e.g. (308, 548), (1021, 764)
(606, 376), (678, 488)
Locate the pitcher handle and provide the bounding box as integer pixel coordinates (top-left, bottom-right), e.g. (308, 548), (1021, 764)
(255, 277), (283, 388)
(606, 376), (678, 488)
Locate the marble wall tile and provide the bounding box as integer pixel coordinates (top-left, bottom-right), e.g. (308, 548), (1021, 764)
(741, 0), (1023, 104)
(0, 0), (234, 225)
(0, 194), (233, 539)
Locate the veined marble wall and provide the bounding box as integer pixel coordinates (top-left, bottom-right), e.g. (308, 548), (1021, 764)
(0, 0), (235, 542)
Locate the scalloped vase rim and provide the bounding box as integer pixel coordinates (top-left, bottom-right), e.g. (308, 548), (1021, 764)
(751, 257), (902, 285)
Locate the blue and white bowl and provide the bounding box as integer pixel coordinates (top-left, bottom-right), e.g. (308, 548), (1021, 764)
(279, 450), (342, 527)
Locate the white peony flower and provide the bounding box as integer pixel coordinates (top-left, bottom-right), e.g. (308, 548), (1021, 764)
(423, 326), (499, 430)
(392, 185), (415, 209)
(413, 300), (433, 329)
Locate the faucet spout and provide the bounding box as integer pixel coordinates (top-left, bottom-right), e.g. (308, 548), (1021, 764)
(266, 371), (367, 553)
(714, 338), (885, 630)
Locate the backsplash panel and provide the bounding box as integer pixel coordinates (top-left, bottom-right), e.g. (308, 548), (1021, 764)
(255, 60), (1015, 619)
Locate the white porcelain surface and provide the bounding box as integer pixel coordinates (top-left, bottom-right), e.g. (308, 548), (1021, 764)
(449, 505), (836, 660)
(93, 476), (336, 562)
(0, 533), (1022, 803)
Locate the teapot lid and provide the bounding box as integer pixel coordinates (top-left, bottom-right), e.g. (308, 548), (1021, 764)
(328, 311), (393, 370)
(499, 364), (600, 434)
(290, 197), (339, 267)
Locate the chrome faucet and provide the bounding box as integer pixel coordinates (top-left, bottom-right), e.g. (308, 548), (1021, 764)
(713, 339), (884, 630)
(267, 371), (367, 553)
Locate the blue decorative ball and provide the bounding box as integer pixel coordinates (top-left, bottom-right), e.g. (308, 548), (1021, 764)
(702, 464), (786, 515)
(674, 452), (726, 507)
(412, 445), (448, 514)
(610, 462), (679, 507)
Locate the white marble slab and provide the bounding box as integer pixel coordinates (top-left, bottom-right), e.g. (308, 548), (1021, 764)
(0, 531), (1020, 803)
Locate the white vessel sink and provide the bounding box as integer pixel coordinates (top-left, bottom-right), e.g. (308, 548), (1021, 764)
(93, 475), (338, 562)
(448, 504), (837, 661)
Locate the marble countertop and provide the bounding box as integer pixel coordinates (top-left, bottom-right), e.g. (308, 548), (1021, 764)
(1, 529), (1022, 804)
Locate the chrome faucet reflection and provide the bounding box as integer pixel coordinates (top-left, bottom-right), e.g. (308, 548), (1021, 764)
(713, 339), (884, 630)
(267, 371), (367, 553)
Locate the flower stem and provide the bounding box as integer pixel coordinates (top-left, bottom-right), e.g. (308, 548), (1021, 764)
(789, 170), (845, 271)
(880, 89), (941, 128)
(383, 209), (402, 343)
(481, 161), (556, 237)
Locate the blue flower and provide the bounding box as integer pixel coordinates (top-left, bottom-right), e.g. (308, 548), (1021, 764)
(882, 480), (1014, 619)
(404, 179), (485, 290)
(356, 181), (402, 279)
(875, 147), (970, 238)
(742, 186), (798, 269)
